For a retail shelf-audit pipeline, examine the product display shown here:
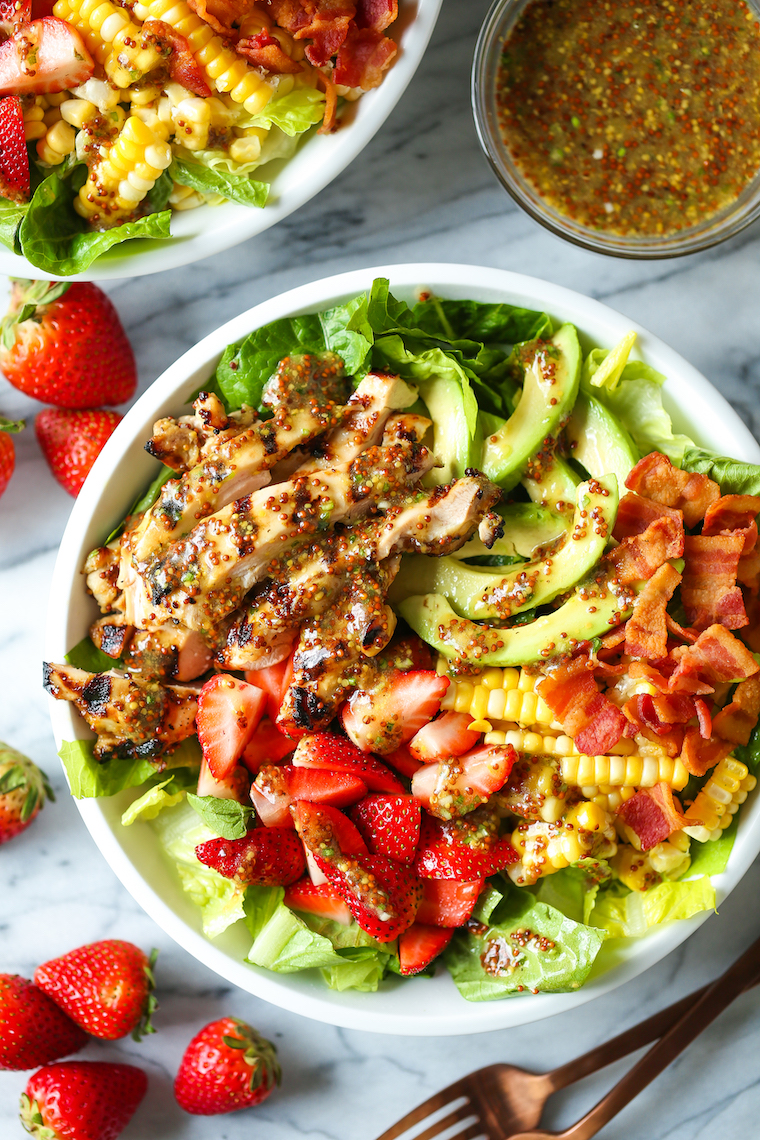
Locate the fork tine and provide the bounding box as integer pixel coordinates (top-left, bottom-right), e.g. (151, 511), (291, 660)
(411, 1101), (479, 1140)
(374, 1083), (468, 1140)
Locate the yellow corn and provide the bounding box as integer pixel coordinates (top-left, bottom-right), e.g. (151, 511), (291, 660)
(485, 725), (636, 758)
(53, 0), (163, 86)
(611, 845), (661, 892)
(22, 103), (47, 141)
(75, 115), (172, 224)
(581, 784), (636, 812)
(36, 120), (77, 164)
(441, 665), (557, 728)
(171, 95), (211, 149)
(683, 757), (755, 842)
(560, 752), (689, 791)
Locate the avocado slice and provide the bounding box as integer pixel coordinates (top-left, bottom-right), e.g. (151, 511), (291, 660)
(399, 573), (637, 668)
(522, 453), (580, 514)
(450, 502), (567, 563)
(564, 392), (639, 490)
(481, 324), (582, 489)
(417, 369), (477, 484)
(396, 475), (618, 621)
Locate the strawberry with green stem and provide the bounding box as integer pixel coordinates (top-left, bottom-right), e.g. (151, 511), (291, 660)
(0, 740), (54, 845)
(174, 1017), (281, 1115)
(20, 1060), (148, 1140)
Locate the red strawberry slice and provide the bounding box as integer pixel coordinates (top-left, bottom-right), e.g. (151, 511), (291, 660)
(305, 848), (328, 886)
(241, 718), (295, 775)
(383, 743), (422, 779)
(409, 711), (481, 763)
(251, 765), (367, 828)
(349, 794), (421, 864)
(195, 827), (305, 885)
(0, 0), (31, 31)
(293, 801), (368, 865)
(284, 878), (352, 925)
(414, 814), (518, 880)
(341, 670), (449, 755)
(246, 655), (294, 723)
(321, 853), (422, 943)
(0, 19), (94, 95)
(196, 675), (267, 780)
(416, 878), (484, 927)
(399, 923), (453, 975)
(0, 96), (28, 204)
(196, 755), (249, 802)
(411, 744), (517, 820)
(292, 732), (404, 793)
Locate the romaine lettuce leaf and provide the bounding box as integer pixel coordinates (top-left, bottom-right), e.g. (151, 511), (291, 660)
(243, 884), (285, 941)
(409, 297), (552, 346)
(59, 736), (201, 799)
(681, 448), (760, 496)
(319, 292), (374, 376)
(169, 156), (268, 208)
(246, 904), (348, 972)
(246, 85), (325, 136)
(0, 195), (27, 252)
(589, 875), (715, 939)
(212, 314), (326, 410)
(535, 859), (611, 927)
(65, 636), (123, 673)
(120, 779), (186, 825)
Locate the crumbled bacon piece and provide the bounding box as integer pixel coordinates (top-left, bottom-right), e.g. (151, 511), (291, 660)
(680, 727), (734, 777)
(694, 697), (712, 739)
(143, 19), (211, 95)
(712, 675), (760, 745)
(613, 492), (683, 541)
(669, 624), (759, 694)
(188, 0), (259, 35)
(702, 494), (760, 538)
(334, 24), (396, 88)
(236, 30), (303, 72)
(625, 452), (720, 528)
(617, 782), (687, 851)
(665, 613), (699, 644)
(681, 533), (747, 631)
(355, 0), (397, 31)
(624, 561), (681, 660)
(538, 657), (626, 756)
(267, 0), (355, 64)
(606, 515), (684, 585)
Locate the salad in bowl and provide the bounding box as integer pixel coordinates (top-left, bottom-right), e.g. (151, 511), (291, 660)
(45, 266), (760, 1032)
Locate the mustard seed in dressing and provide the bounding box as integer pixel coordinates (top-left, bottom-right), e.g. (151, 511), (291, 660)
(496, 0), (760, 236)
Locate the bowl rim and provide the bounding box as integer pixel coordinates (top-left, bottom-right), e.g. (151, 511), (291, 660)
(0, 0), (442, 283)
(470, 0), (760, 260)
(45, 262), (760, 1035)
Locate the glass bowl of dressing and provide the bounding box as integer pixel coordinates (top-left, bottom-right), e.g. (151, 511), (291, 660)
(472, 0), (760, 258)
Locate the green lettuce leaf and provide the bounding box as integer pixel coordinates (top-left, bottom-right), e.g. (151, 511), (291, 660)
(685, 820), (738, 879)
(535, 859), (611, 927)
(246, 85), (325, 136)
(105, 463), (175, 544)
(319, 292), (374, 377)
(409, 297), (552, 345)
(212, 314), (325, 410)
(59, 736), (201, 799)
(246, 904), (348, 972)
(18, 172), (171, 276)
(444, 882), (604, 1001)
(0, 195), (27, 252)
(65, 636), (123, 673)
(243, 884), (285, 941)
(681, 448), (760, 496)
(736, 719), (760, 772)
(169, 156), (268, 208)
(589, 875), (715, 939)
(120, 778), (187, 826)
(186, 793), (253, 839)
(146, 169), (174, 212)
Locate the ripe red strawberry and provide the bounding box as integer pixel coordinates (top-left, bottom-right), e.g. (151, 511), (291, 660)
(349, 794), (421, 863)
(35, 941), (157, 1042)
(409, 711), (481, 763)
(0, 280), (136, 408)
(0, 96), (28, 203)
(241, 719), (295, 774)
(196, 674), (268, 780)
(411, 744), (517, 820)
(414, 813), (518, 880)
(195, 827), (305, 885)
(416, 878), (484, 927)
(293, 801), (369, 865)
(174, 1017), (280, 1116)
(36, 408), (122, 497)
(398, 924), (453, 976)
(292, 732), (404, 793)
(0, 0), (31, 31)
(341, 670), (449, 754)
(0, 741), (54, 845)
(0, 18), (94, 95)
(196, 755), (249, 802)
(383, 743), (423, 779)
(0, 976), (87, 1071)
(251, 764), (367, 828)
(0, 415), (23, 500)
(320, 853), (422, 943)
(284, 878), (352, 925)
(245, 656), (294, 723)
(20, 1061), (147, 1139)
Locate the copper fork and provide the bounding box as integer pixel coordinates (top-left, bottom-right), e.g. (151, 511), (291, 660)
(375, 930), (760, 1140)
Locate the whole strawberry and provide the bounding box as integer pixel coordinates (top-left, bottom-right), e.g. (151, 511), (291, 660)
(0, 415), (23, 499)
(35, 940), (157, 1041)
(0, 280), (136, 408)
(36, 408), (122, 496)
(0, 95), (30, 203)
(20, 1061), (147, 1140)
(0, 976), (87, 1071)
(174, 1017), (281, 1115)
(0, 741), (54, 844)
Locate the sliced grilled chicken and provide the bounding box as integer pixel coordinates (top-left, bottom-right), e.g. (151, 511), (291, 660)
(43, 663), (198, 761)
(90, 614), (214, 682)
(84, 542), (122, 614)
(147, 394), (260, 473)
(127, 354), (350, 569)
(219, 473), (503, 670)
(90, 614), (133, 660)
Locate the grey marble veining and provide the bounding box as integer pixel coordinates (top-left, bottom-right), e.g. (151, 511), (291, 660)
(3, 0), (760, 1135)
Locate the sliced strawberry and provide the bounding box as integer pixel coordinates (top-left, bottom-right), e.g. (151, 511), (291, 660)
(251, 765), (367, 828)
(293, 800), (368, 866)
(246, 656), (294, 723)
(305, 847), (328, 886)
(196, 674), (267, 780)
(241, 719), (296, 775)
(0, 0), (31, 30)
(411, 744), (517, 820)
(195, 827), (305, 885)
(0, 96), (28, 204)
(0, 19), (94, 95)
(414, 813), (519, 880)
(349, 794), (421, 864)
(399, 923), (453, 975)
(284, 878), (352, 925)
(409, 711), (481, 763)
(196, 755), (249, 802)
(416, 878), (484, 927)
(292, 732), (404, 793)
(383, 744), (422, 779)
(321, 853), (422, 943)
(341, 670), (449, 755)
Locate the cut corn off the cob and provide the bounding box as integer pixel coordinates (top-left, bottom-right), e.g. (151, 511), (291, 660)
(684, 757), (756, 842)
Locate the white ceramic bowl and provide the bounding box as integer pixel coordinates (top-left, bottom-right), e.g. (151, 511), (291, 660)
(46, 264), (760, 1035)
(0, 2), (441, 282)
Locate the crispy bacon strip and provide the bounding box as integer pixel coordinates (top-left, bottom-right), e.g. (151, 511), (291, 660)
(355, 0), (396, 31)
(606, 515), (684, 585)
(538, 658), (626, 756)
(236, 30), (303, 71)
(266, 0), (355, 63)
(617, 782), (687, 851)
(334, 24), (396, 87)
(681, 533), (747, 631)
(623, 693), (689, 757)
(665, 613), (699, 644)
(625, 452), (720, 528)
(703, 494), (760, 538)
(712, 675), (760, 745)
(694, 697), (712, 739)
(669, 624), (759, 694)
(189, 0), (259, 34)
(680, 727), (734, 777)
(624, 561), (681, 659)
(142, 19), (211, 95)
(613, 492), (683, 541)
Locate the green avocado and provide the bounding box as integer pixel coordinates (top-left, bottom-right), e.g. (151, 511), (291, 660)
(522, 453), (580, 514)
(417, 370), (476, 484)
(399, 573), (637, 668)
(565, 392), (639, 490)
(481, 324), (582, 489)
(450, 502), (567, 564)
(396, 475), (618, 621)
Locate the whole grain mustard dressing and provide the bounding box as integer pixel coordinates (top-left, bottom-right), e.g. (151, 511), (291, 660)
(496, 0), (760, 236)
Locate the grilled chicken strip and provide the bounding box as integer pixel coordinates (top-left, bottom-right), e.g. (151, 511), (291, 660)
(43, 663), (198, 761)
(221, 472), (503, 670)
(146, 392), (259, 473)
(84, 542), (122, 614)
(127, 353), (350, 569)
(90, 616), (213, 682)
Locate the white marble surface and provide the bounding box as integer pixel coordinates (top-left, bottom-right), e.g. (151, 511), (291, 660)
(3, 1), (760, 1136)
